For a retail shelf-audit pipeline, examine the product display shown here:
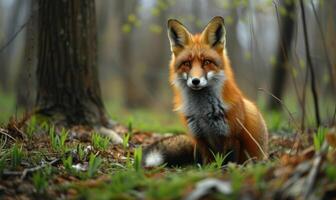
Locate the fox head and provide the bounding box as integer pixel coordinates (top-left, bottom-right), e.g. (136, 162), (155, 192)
(168, 16), (229, 91)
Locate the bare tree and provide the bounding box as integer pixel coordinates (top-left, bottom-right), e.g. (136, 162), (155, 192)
(35, 0), (110, 126)
(268, 0), (296, 110)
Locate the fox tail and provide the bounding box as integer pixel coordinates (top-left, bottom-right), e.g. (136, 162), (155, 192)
(142, 135), (201, 167)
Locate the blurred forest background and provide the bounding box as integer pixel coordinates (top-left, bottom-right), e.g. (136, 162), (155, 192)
(0, 0), (335, 131)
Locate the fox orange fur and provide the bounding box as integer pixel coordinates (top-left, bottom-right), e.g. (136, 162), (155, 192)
(143, 16), (268, 167)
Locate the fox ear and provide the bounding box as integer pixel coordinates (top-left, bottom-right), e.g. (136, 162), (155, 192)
(201, 16), (226, 51)
(167, 19), (191, 54)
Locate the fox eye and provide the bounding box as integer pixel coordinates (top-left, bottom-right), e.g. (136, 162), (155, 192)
(203, 60), (212, 66)
(182, 61), (191, 67)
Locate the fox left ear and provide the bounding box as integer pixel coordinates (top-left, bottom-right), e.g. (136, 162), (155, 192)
(201, 16), (226, 51)
(167, 19), (191, 55)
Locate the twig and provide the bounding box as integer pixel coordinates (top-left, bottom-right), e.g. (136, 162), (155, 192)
(20, 158), (60, 180)
(2, 158), (60, 180)
(258, 88), (300, 131)
(236, 118), (268, 160)
(299, 0), (321, 127)
(0, 128), (16, 141)
(0, 20), (30, 53)
(303, 142), (328, 198)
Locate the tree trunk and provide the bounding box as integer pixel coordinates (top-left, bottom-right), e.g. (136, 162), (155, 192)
(36, 0), (109, 126)
(268, 0), (296, 110)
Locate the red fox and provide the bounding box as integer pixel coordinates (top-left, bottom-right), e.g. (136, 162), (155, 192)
(143, 16), (268, 167)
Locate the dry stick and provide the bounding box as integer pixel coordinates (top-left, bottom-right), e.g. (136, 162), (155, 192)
(20, 158), (60, 180)
(303, 142), (328, 198)
(311, 0), (336, 91)
(2, 157), (60, 180)
(258, 88), (299, 131)
(0, 128), (17, 141)
(299, 0), (321, 127)
(236, 118), (268, 160)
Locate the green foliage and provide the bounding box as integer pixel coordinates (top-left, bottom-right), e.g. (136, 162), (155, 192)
(106, 101), (184, 134)
(249, 163), (269, 190)
(91, 132), (110, 151)
(62, 155), (73, 173)
(122, 132), (130, 149)
(49, 127), (68, 153)
(326, 164), (336, 182)
(313, 127), (327, 151)
(133, 147), (142, 172)
(76, 144), (85, 161)
(10, 144), (23, 169)
(26, 116), (37, 139)
(227, 164), (244, 193)
(32, 166), (52, 194)
(208, 151), (231, 170)
(87, 154), (102, 178)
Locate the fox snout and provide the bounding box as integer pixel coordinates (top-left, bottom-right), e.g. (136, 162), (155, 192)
(186, 75), (207, 90)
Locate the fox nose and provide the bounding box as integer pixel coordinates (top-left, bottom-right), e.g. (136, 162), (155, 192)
(191, 78), (200, 86)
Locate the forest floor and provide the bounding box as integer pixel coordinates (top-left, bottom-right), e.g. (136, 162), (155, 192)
(0, 98), (336, 199)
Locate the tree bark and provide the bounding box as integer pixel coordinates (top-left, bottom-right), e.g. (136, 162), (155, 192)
(268, 0), (296, 110)
(36, 0), (109, 126)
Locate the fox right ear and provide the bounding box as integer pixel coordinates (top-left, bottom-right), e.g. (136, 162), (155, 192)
(167, 19), (191, 54)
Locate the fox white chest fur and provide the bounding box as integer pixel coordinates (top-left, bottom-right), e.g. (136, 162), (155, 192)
(179, 84), (229, 138)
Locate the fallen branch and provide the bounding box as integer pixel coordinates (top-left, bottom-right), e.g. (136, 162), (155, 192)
(0, 128), (16, 141)
(2, 158), (60, 180)
(303, 142), (328, 198)
(236, 118), (268, 160)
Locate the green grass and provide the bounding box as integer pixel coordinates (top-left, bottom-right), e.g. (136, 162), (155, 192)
(105, 101), (185, 134)
(0, 92), (20, 124)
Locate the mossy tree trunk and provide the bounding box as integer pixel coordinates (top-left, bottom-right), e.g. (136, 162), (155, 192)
(36, 0), (109, 126)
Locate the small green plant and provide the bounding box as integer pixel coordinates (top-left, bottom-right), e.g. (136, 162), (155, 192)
(26, 116), (37, 139)
(133, 147), (142, 172)
(62, 155), (73, 173)
(209, 151), (231, 169)
(326, 164), (336, 182)
(122, 133), (130, 149)
(32, 166), (51, 194)
(228, 164), (244, 193)
(125, 151), (133, 169)
(49, 126), (68, 152)
(87, 154), (102, 178)
(313, 127), (327, 151)
(128, 120), (133, 134)
(11, 144), (23, 169)
(91, 132), (110, 151)
(40, 121), (49, 131)
(77, 144), (85, 161)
